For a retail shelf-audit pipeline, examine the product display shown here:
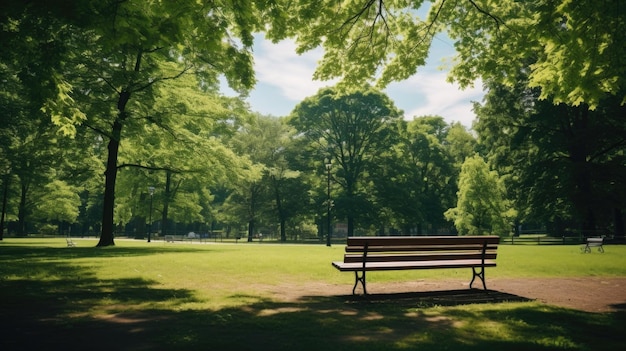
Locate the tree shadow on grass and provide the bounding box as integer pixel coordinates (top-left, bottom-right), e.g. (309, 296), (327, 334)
(1, 244), (624, 350)
(610, 302), (626, 311)
(341, 288), (533, 307)
(0, 244), (213, 261)
(2, 272), (625, 351)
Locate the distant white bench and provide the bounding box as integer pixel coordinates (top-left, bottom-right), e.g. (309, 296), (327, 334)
(582, 237), (604, 253)
(66, 238), (76, 247)
(164, 235), (182, 243)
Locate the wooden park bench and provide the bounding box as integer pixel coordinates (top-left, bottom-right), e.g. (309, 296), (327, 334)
(332, 235), (500, 295)
(164, 235), (182, 243)
(582, 237), (604, 253)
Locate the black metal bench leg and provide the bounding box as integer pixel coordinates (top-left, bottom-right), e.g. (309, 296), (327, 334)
(353, 271), (367, 295)
(470, 267), (487, 290)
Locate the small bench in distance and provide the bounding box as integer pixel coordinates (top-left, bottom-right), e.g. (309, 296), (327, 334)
(582, 237), (604, 253)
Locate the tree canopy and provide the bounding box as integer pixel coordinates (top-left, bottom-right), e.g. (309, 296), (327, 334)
(2, 0), (290, 246)
(445, 155), (515, 235)
(289, 86), (403, 236)
(474, 76), (626, 236)
(282, 0), (625, 108)
(2, 1), (624, 243)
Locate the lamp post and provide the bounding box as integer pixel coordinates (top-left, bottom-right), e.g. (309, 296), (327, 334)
(325, 158), (332, 247)
(148, 186), (155, 243)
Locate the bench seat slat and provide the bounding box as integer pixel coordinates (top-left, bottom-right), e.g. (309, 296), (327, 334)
(347, 236), (500, 247)
(332, 259), (497, 271)
(343, 252), (497, 263)
(345, 244), (498, 252)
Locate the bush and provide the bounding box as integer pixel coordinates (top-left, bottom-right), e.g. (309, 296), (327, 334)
(38, 224), (58, 235)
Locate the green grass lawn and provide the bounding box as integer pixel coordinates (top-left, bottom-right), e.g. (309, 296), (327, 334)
(1, 238), (625, 350)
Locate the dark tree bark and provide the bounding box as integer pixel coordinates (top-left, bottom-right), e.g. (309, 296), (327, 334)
(615, 208), (625, 240)
(273, 181), (287, 242)
(97, 90), (130, 247)
(247, 219), (255, 242)
(97, 49), (143, 247)
(17, 182), (28, 236)
(161, 171), (171, 237)
(0, 174), (9, 240)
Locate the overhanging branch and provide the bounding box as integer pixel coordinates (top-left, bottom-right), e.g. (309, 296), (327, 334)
(117, 163), (183, 173)
(468, 0), (505, 28)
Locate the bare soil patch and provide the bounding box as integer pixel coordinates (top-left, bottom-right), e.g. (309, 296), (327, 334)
(274, 277), (626, 313)
(489, 277), (626, 312)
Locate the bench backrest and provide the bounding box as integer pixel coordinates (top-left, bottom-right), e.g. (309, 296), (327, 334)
(343, 236), (500, 263)
(587, 237), (603, 245)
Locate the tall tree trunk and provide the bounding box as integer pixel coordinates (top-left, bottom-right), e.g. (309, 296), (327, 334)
(615, 208), (625, 240)
(280, 218), (286, 242)
(568, 106), (596, 237)
(17, 182), (28, 236)
(347, 216), (354, 237)
(273, 180), (286, 242)
(247, 219), (255, 242)
(247, 184), (256, 242)
(346, 180), (355, 237)
(0, 174), (9, 240)
(161, 171), (171, 236)
(97, 50), (142, 247)
(97, 91), (131, 247)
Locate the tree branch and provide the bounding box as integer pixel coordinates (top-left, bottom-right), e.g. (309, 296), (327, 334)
(468, 0), (505, 29)
(117, 163), (183, 173)
(131, 63), (194, 94)
(338, 0), (394, 60)
(81, 121), (113, 139)
(589, 138), (626, 162)
(409, 0), (447, 53)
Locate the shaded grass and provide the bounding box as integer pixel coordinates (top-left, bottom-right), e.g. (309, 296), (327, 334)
(1, 238), (625, 350)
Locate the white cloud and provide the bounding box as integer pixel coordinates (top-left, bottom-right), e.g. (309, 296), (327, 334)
(392, 73), (484, 127)
(243, 36), (485, 127)
(254, 39), (336, 101)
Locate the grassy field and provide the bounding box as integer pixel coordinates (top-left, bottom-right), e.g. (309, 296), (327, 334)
(1, 237), (625, 350)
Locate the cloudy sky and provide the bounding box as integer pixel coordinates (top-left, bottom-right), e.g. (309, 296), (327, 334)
(225, 33), (485, 128)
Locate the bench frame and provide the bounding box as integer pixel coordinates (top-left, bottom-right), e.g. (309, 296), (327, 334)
(332, 236), (500, 295)
(582, 237), (604, 253)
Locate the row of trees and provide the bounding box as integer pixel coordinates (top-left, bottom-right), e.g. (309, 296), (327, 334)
(1, 75), (486, 242)
(4, 78), (623, 243)
(2, 1), (624, 245)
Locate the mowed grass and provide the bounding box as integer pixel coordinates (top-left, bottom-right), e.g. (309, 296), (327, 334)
(1, 238), (625, 350)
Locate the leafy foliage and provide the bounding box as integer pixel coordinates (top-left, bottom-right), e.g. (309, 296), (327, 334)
(283, 0), (625, 108)
(373, 116), (466, 234)
(1, 0), (290, 245)
(445, 155), (515, 235)
(475, 77), (626, 236)
(6, 1), (623, 242)
(34, 180), (81, 223)
(289, 86), (403, 236)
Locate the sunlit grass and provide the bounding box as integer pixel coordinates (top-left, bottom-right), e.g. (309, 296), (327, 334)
(1, 237), (625, 350)
(4, 238), (626, 308)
